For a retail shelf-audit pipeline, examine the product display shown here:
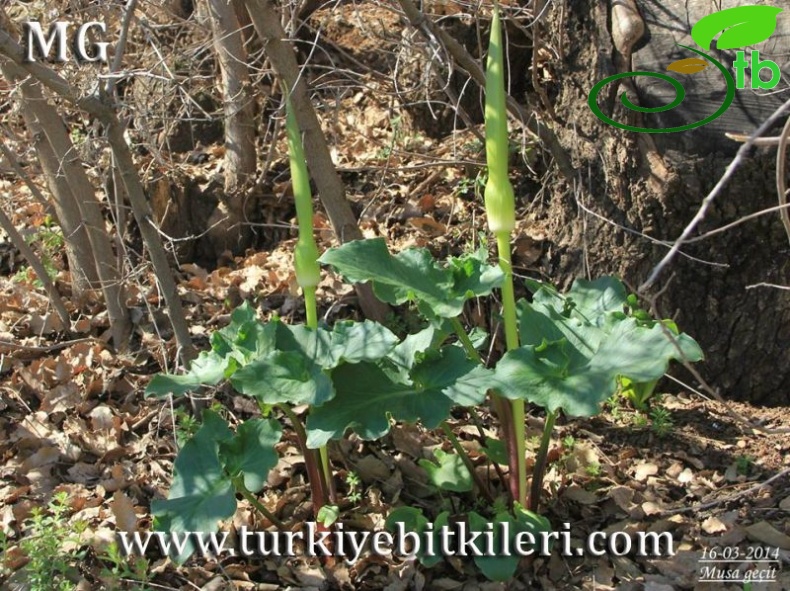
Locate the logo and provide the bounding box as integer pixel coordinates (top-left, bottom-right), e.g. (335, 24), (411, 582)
(588, 5), (783, 133)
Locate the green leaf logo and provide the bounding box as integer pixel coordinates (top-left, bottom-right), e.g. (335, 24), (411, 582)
(691, 5), (783, 50)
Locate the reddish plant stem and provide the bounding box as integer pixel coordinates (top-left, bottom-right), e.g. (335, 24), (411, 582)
(279, 405), (328, 513)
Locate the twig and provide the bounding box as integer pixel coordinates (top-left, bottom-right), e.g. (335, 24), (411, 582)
(575, 194), (728, 269)
(776, 112), (790, 245)
(0, 337), (95, 353)
(395, 0), (575, 182)
(684, 202), (790, 243)
(105, 0), (139, 96)
(745, 282), (790, 291)
(0, 199), (72, 331)
(640, 97), (790, 292)
(661, 466), (790, 515)
(726, 132), (784, 146)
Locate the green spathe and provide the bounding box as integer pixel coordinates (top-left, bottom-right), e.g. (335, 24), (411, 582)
(483, 4), (515, 233)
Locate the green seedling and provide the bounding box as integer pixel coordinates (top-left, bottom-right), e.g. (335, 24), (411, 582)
(16, 491), (86, 591)
(618, 296), (685, 411)
(735, 454), (754, 476)
(650, 406), (675, 437)
(98, 541), (152, 589)
(345, 471), (362, 504)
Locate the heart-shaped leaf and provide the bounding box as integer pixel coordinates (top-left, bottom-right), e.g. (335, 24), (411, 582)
(275, 320), (399, 369)
(320, 238), (503, 319)
(306, 346), (491, 448)
(691, 5), (782, 50)
(493, 277), (703, 416)
(231, 350), (335, 406)
(146, 350), (229, 397)
(151, 411), (236, 563)
(385, 507), (449, 567)
(219, 418), (282, 493)
(419, 449), (473, 492)
(469, 507), (552, 581)
(213, 302), (277, 363)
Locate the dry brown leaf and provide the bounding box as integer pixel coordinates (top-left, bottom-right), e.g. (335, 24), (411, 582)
(110, 490), (138, 533)
(20, 446), (60, 472)
(634, 461), (659, 481)
(564, 484), (598, 505)
(609, 485), (635, 511)
(355, 455), (391, 484)
(409, 216), (447, 236)
(677, 467), (695, 484)
(701, 515), (728, 534)
(642, 501), (662, 516)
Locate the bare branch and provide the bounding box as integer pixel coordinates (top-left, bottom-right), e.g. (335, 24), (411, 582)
(640, 97), (790, 292)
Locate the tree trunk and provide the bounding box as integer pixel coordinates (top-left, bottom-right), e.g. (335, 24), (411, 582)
(205, 0), (257, 256)
(0, 60), (132, 347)
(535, 0), (790, 405)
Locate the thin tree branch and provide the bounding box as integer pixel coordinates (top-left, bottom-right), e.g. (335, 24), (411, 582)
(395, 0), (575, 182)
(640, 97), (790, 292)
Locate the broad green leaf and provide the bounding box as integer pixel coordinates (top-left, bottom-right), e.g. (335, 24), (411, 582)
(219, 418), (282, 493)
(385, 327), (437, 379)
(468, 327), (489, 350)
(495, 276), (703, 416)
(469, 507), (552, 581)
(145, 350), (229, 397)
(691, 6), (782, 50)
(150, 411), (236, 563)
(306, 346), (491, 448)
(213, 307), (277, 364)
(482, 438), (508, 466)
(320, 238), (503, 319)
(385, 507), (448, 567)
(317, 505), (340, 527)
(419, 449), (473, 492)
(327, 320), (400, 365)
(146, 306), (279, 398)
(494, 317), (703, 416)
(448, 245), (506, 302)
(275, 320), (399, 369)
(230, 350), (334, 406)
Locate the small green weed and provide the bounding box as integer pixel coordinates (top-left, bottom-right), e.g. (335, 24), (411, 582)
(649, 406), (674, 437)
(345, 471), (362, 504)
(173, 408), (200, 446)
(585, 463), (601, 477)
(735, 454), (754, 476)
(17, 491), (86, 591)
(98, 541), (152, 589)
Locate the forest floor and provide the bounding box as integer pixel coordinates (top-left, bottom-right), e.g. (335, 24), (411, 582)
(1, 1), (790, 590)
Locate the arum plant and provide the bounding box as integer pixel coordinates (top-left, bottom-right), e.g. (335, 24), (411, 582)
(483, 2), (527, 507)
(141, 6), (705, 579)
(285, 92), (333, 507)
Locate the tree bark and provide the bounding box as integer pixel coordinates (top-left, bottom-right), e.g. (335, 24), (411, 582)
(207, 0), (257, 194)
(537, 0), (790, 406)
